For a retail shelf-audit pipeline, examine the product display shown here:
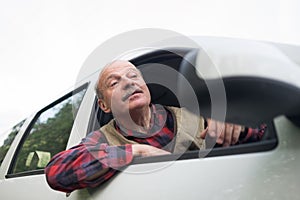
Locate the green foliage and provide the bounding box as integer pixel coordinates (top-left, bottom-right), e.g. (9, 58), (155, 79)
(13, 101), (75, 173)
(0, 120), (25, 167)
(0, 88), (86, 173)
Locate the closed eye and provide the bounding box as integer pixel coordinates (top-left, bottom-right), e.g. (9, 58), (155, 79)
(110, 81), (118, 87)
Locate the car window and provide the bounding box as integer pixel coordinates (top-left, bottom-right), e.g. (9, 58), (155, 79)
(87, 49), (279, 164)
(89, 96), (277, 164)
(0, 120), (25, 167)
(7, 84), (88, 176)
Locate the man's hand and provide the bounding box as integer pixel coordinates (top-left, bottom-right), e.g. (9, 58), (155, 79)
(132, 144), (171, 157)
(200, 119), (242, 147)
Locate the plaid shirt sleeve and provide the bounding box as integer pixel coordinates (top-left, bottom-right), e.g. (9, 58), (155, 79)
(45, 130), (133, 193)
(238, 123), (267, 144)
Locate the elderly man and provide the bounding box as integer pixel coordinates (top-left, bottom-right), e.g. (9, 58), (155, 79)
(45, 60), (265, 193)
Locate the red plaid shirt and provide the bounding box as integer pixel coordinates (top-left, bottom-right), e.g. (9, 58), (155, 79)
(45, 104), (265, 193)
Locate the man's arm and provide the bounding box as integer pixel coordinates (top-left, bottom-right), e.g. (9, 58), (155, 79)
(45, 131), (170, 193)
(44, 131), (133, 193)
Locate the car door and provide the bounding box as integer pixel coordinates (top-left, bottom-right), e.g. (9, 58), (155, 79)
(69, 117), (299, 200)
(67, 40), (300, 200)
(0, 83), (88, 200)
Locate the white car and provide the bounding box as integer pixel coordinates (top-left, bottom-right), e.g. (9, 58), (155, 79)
(1, 36), (300, 200)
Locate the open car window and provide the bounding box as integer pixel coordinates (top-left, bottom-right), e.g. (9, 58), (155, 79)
(88, 97), (277, 165)
(86, 43), (300, 164)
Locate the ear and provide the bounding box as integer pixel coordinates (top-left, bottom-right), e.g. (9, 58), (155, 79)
(98, 99), (111, 113)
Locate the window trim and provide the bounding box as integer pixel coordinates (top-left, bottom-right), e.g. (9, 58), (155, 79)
(130, 120), (278, 165)
(88, 95), (278, 165)
(132, 137), (278, 165)
(87, 98), (102, 133)
(6, 83), (89, 178)
(5, 169), (44, 178)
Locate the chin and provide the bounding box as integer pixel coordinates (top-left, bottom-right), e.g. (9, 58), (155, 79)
(128, 99), (150, 111)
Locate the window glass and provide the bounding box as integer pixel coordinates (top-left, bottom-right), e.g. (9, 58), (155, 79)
(11, 85), (87, 174)
(0, 120), (25, 167)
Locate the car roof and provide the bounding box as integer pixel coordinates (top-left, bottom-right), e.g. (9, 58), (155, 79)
(191, 36), (300, 89)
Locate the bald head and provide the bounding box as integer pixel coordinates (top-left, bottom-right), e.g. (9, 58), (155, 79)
(94, 60), (151, 114)
(95, 60), (137, 99)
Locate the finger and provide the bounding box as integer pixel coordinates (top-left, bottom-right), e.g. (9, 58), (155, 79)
(202, 126), (216, 148)
(223, 123), (233, 147)
(200, 127), (208, 139)
(231, 125), (242, 144)
(216, 121), (225, 144)
(207, 119), (217, 138)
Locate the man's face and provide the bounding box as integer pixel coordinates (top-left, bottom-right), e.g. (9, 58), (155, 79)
(97, 61), (151, 115)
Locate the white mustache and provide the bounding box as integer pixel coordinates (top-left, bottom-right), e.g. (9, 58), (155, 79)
(121, 87), (142, 102)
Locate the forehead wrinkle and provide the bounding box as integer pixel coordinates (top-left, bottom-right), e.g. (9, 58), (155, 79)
(104, 65), (138, 79)
(98, 61), (139, 90)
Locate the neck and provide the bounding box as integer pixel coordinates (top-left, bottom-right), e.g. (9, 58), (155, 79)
(116, 105), (151, 133)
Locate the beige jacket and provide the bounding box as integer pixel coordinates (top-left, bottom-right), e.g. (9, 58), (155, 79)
(100, 106), (206, 154)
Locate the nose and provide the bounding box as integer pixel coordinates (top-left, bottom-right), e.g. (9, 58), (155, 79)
(122, 76), (135, 90)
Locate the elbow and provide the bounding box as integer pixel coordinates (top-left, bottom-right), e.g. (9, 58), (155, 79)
(44, 165), (74, 193)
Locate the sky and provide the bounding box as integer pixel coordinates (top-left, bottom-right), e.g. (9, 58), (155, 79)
(0, 0), (300, 135)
